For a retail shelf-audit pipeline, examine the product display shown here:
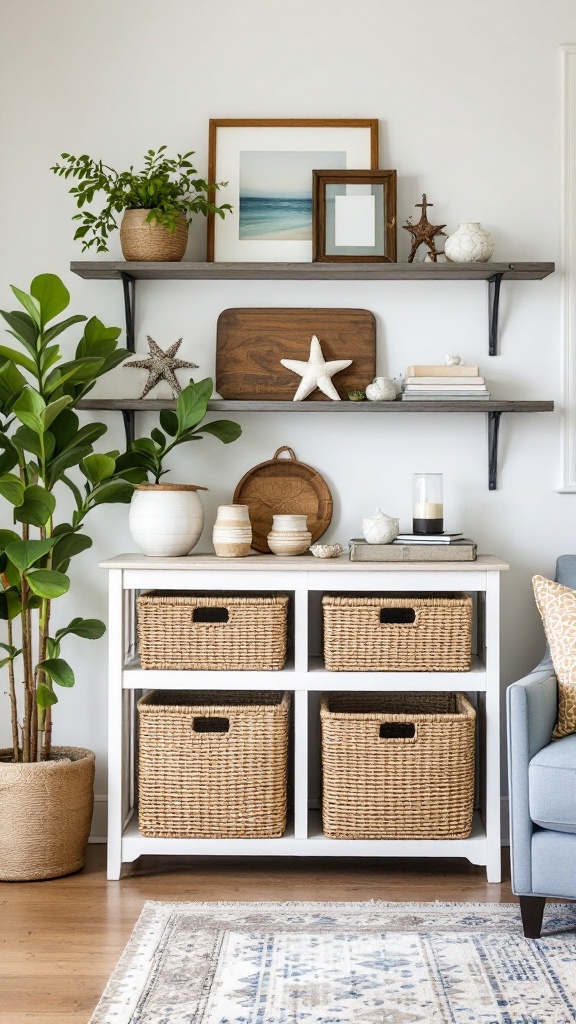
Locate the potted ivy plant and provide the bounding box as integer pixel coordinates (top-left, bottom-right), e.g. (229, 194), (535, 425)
(51, 146), (232, 261)
(0, 273), (139, 880)
(117, 377), (242, 556)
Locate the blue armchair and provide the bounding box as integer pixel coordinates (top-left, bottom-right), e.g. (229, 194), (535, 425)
(507, 555), (576, 938)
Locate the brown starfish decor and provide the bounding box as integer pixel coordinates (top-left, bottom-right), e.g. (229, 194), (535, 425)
(403, 194), (446, 262)
(126, 336), (199, 398)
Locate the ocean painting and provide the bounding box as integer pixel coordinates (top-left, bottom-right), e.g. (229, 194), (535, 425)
(239, 150), (346, 240)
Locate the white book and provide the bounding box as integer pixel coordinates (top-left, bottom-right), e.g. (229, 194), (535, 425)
(404, 376), (485, 385)
(395, 532), (465, 544)
(403, 382), (487, 390)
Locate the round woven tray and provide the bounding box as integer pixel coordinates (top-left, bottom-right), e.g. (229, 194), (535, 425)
(233, 446), (333, 553)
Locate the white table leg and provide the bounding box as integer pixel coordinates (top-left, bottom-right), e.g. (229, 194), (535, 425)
(107, 569), (124, 880)
(485, 571), (502, 883)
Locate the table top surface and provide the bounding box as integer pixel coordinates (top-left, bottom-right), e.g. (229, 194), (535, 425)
(100, 552), (509, 572)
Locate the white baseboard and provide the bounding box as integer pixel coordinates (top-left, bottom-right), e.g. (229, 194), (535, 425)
(90, 795), (512, 847)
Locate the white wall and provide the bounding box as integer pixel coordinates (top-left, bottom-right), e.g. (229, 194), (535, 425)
(1, 0), (576, 823)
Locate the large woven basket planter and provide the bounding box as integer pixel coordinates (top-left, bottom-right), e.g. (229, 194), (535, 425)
(119, 208), (189, 261)
(0, 746), (95, 881)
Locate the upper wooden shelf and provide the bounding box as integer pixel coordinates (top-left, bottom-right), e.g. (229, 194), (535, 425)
(70, 261), (555, 282)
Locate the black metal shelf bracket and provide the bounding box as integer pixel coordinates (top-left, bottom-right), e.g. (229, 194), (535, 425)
(121, 410), (135, 447)
(488, 273), (503, 356)
(120, 272), (136, 352)
(488, 411), (501, 490)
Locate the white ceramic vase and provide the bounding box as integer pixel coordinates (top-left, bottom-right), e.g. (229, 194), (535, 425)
(362, 508), (400, 544)
(267, 514), (311, 556)
(444, 222), (494, 263)
(212, 504), (252, 557)
(129, 484), (205, 556)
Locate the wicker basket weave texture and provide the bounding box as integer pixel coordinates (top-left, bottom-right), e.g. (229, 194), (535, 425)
(0, 747), (95, 880)
(320, 692), (476, 840)
(322, 592), (472, 671)
(137, 592), (289, 670)
(137, 690), (290, 838)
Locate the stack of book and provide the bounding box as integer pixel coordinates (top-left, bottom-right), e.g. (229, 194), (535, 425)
(349, 533), (477, 562)
(401, 364), (490, 401)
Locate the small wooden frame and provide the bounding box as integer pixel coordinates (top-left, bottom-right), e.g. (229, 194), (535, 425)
(313, 169), (397, 263)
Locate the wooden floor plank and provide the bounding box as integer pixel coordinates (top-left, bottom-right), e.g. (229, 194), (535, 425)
(0, 844), (515, 1022)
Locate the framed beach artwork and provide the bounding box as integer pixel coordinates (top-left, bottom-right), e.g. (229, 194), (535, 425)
(312, 169), (397, 262)
(206, 119), (379, 262)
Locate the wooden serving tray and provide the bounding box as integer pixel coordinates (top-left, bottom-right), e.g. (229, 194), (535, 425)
(233, 446), (333, 553)
(216, 307), (376, 401)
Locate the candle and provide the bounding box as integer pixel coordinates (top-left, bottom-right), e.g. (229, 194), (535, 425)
(413, 502), (443, 519)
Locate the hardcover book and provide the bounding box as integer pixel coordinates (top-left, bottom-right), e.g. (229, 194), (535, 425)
(406, 364), (480, 377)
(349, 539), (478, 562)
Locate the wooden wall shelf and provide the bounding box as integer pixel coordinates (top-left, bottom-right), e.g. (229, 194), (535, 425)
(71, 260), (554, 282)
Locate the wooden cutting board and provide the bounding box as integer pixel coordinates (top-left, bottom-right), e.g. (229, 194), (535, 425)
(216, 307), (376, 401)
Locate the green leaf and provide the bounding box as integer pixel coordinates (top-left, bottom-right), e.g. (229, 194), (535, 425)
(48, 444), (92, 483)
(10, 285), (41, 327)
(44, 357), (104, 396)
(13, 388), (46, 432)
(151, 428), (165, 448)
(5, 538), (58, 571)
(0, 360), (27, 408)
(36, 683), (58, 708)
(56, 616), (105, 641)
(76, 317), (122, 359)
(11, 424), (43, 459)
(132, 437), (157, 455)
(197, 419), (242, 444)
(42, 395), (73, 430)
(0, 309), (39, 354)
(38, 657), (75, 687)
(0, 529), (21, 551)
(4, 591), (22, 620)
(159, 408), (178, 436)
(30, 274), (70, 328)
(14, 486), (56, 528)
(26, 569), (69, 599)
(46, 637), (60, 660)
(176, 378), (212, 433)
(0, 473), (25, 506)
(0, 345), (37, 376)
(49, 408), (79, 450)
(41, 314), (87, 346)
(81, 452), (116, 483)
(51, 532), (92, 572)
(68, 421), (107, 449)
(90, 480), (134, 505)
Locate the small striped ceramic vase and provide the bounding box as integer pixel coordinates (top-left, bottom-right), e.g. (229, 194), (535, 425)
(212, 504), (253, 557)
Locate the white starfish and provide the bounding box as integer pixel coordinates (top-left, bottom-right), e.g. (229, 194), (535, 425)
(281, 335), (352, 402)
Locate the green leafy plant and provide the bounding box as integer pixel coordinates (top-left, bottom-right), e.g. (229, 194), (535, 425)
(0, 273), (141, 763)
(117, 377), (241, 484)
(51, 146), (232, 253)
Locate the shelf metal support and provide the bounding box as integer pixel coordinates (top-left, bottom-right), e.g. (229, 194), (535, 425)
(488, 273), (503, 356)
(120, 274), (136, 448)
(120, 272), (136, 353)
(488, 411), (501, 490)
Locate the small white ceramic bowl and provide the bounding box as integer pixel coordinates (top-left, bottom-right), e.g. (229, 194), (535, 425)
(309, 543), (344, 559)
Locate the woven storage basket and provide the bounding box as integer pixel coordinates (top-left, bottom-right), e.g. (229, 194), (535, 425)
(322, 592), (472, 671)
(321, 692), (476, 839)
(137, 592), (289, 670)
(138, 690), (290, 838)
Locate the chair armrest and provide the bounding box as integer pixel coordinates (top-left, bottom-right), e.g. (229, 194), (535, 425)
(506, 659), (558, 894)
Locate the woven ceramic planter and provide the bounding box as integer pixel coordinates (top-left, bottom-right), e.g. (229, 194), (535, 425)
(119, 209), (189, 261)
(0, 746), (95, 880)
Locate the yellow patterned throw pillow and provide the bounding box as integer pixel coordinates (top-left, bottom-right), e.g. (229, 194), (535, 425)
(533, 575), (576, 739)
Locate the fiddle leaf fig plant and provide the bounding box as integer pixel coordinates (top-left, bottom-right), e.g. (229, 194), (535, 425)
(116, 376), (241, 484)
(51, 146), (232, 253)
(0, 273), (141, 763)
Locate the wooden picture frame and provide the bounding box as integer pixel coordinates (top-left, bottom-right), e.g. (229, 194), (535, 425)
(207, 119), (379, 262)
(312, 169), (397, 263)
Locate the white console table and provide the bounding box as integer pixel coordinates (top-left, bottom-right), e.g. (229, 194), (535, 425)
(101, 552), (508, 881)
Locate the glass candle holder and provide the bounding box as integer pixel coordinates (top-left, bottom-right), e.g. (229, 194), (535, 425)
(413, 473), (443, 535)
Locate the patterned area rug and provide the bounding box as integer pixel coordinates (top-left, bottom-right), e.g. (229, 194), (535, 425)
(89, 900), (576, 1023)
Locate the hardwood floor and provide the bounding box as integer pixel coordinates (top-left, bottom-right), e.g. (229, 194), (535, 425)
(0, 845), (514, 1024)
